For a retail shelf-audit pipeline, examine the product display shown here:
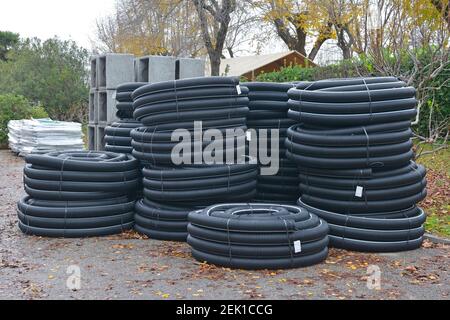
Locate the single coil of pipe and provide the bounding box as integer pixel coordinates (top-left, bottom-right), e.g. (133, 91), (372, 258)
(105, 120), (142, 154)
(142, 164), (258, 205)
(18, 151), (139, 237)
(130, 126), (248, 165)
(134, 164), (258, 241)
(132, 77), (249, 126)
(298, 162), (427, 214)
(115, 82), (147, 119)
(298, 200), (426, 252)
(187, 203), (329, 269)
(287, 77), (417, 127)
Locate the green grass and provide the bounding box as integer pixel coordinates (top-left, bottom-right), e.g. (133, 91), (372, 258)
(425, 214), (450, 237)
(415, 143), (450, 238)
(415, 143), (450, 176)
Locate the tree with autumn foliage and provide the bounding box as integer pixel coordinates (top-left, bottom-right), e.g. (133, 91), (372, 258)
(95, 0), (204, 57)
(254, 0), (333, 61)
(192, 0), (237, 75)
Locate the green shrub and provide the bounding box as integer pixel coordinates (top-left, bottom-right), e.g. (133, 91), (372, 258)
(0, 94), (48, 144)
(0, 37), (89, 123)
(256, 65), (316, 83)
(29, 105), (49, 119)
(256, 59), (372, 83)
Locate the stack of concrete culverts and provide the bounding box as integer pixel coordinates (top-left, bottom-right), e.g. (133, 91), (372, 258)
(88, 54), (135, 151)
(130, 77), (257, 241)
(244, 82), (299, 204)
(187, 203), (329, 269)
(286, 77), (427, 252)
(18, 151), (139, 237)
(105, 82), (146, 154)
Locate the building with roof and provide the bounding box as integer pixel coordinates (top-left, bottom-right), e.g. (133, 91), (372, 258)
(219, 50), (316, 80)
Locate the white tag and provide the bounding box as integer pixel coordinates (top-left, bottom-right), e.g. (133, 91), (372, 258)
(236, 85), (242, 95)
(294, 240), (302, 253)
(246, 131), (252, 141)
(355, 186), (363, 198)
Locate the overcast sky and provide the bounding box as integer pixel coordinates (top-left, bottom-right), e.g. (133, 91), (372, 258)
(0, 0), (116, 50)
(0, 0), (335, 62)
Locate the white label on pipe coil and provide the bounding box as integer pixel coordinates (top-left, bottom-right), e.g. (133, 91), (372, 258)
(355, 186), (363, 198)
(294, 240), (302, 253)
(246, 131), (252, 141)
(236, 85), (242, 95)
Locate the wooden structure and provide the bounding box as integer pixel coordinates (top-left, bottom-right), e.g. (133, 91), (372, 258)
(220, 51), (316, 80)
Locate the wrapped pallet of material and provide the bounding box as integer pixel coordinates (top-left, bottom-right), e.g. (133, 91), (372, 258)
(8, 118), (84, 156)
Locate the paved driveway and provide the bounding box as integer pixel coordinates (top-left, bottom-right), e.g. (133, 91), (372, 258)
(0, 150), (448, 300)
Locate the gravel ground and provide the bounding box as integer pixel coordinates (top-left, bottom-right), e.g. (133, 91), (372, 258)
(0, 150), (448, 300)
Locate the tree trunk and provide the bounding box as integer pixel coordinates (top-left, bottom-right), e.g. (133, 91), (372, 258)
(341, 46), (352, 59)
(210, 52), (221, 76)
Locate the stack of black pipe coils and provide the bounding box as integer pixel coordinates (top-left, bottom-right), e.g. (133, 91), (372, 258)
(130, 77), (257, 241)
(286, 77), (427, 252)
(135, 164), (258, 241)
(244, 82), (299, 203)
(105, 82), (146, 153)
(187, 203), (329, 269)
(18, 151), (139, 237)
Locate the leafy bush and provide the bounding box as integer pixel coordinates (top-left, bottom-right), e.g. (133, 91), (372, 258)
(256, 66), (316, 82)
(256, 59), (372, 83)
(0, 37), (89, 122)
(0, 94), (48, 144)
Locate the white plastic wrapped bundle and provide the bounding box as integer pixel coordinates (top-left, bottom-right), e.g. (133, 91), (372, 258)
(8, 118), (84, 155)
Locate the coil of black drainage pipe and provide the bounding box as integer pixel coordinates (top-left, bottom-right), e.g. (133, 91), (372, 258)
(131, 77), (249, 126)
(115, 102), (134, 119)
(294, 76), (403, 91)
(105, 120), (142, 154)
(285, 123), (414, 170)
(298, 200), (426, 252)
(134, 164), (258, 241)
(132, 76), (241, 99)
(134, 199), (199, 241)
(299, 163), (427, 214)
(141, 164), (258, 204)
(18, 151), (139, 237)
(115, 82), (147, 119)
(287, 78), (417, 126)
(133, 118), (248, 132)
(296, 162), (427, 251)
(116, 82), (148, 102)
(130, 127), (248, 165)
(187, 203), (329, 269)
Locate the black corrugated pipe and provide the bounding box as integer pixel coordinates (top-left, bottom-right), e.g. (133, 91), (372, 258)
(286, 77), (427, 252)
(18, 151), (140, 237)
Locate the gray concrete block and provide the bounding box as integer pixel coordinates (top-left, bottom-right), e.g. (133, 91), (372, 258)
(134, 59), (139, 82)
(90, 57), (97, 89)
(96, 54), (135, 89)
(89, 91), (97, 124)
(95, 125), (106, 151)
(87, 125), (96, 151)
(97, 89), (117, 125)
(137, 55), (176, 83)
(176, 58), (205, 79)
